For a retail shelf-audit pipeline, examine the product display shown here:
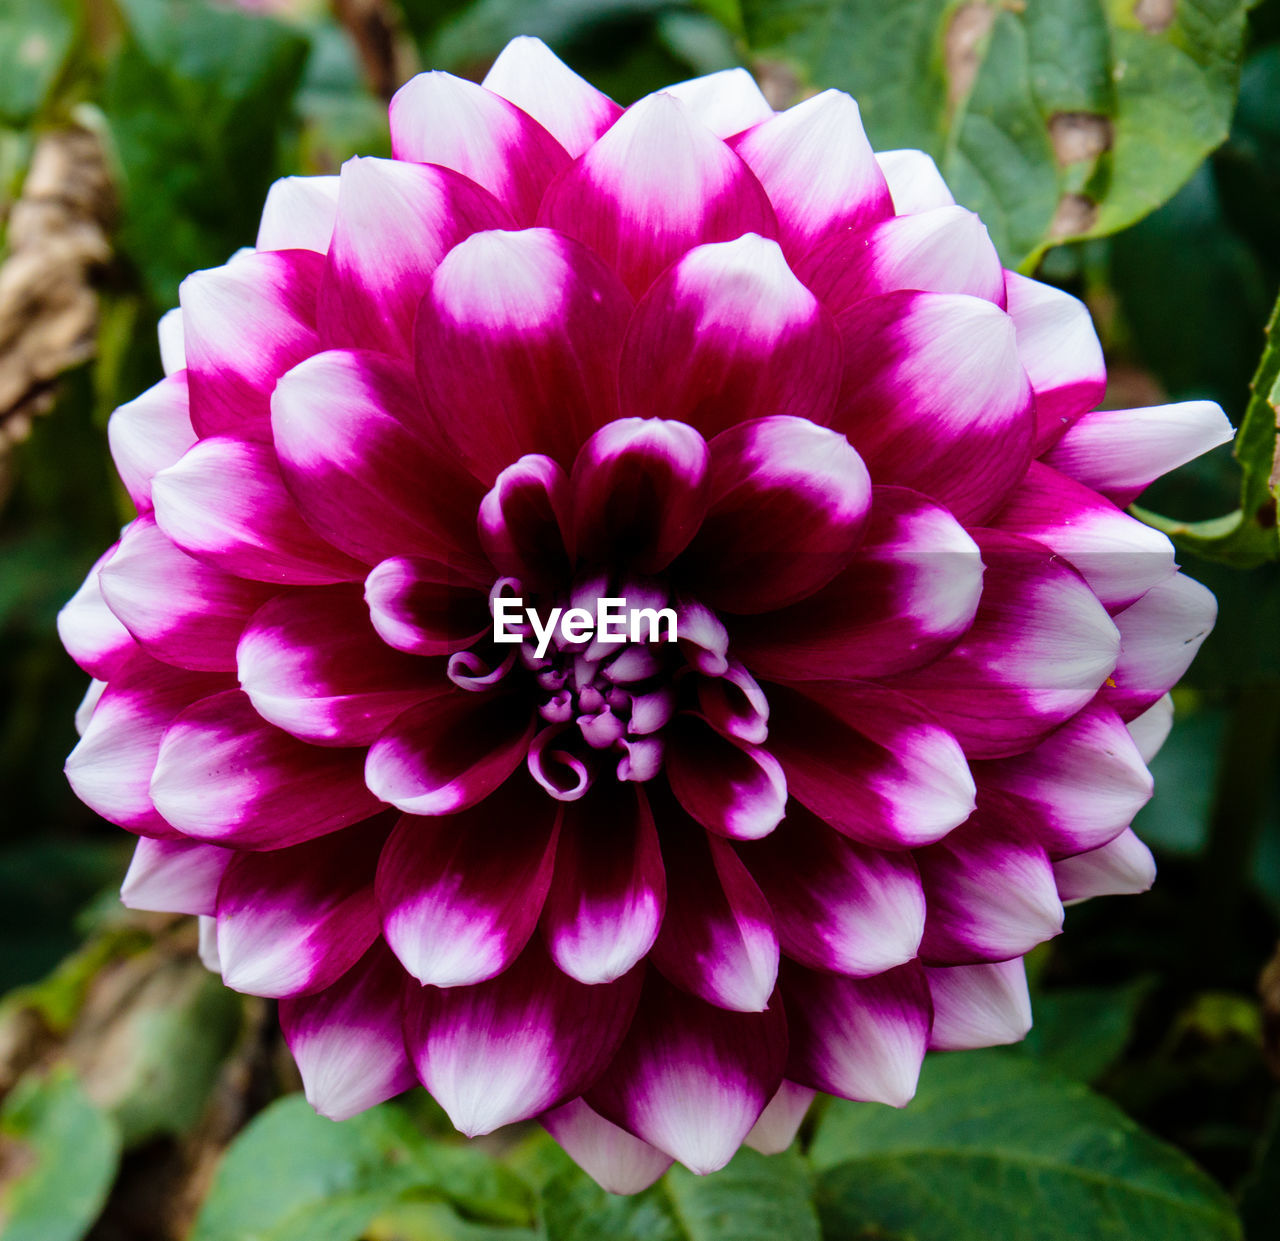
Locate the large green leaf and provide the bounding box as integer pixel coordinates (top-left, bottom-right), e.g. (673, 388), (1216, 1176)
(0, 0), (76, 126)
(0, 1066), (121, 1241)
(540, 1147), (820, 1241)
(810, 1050), (1241, 1241)
(738, 0), (1250, 266)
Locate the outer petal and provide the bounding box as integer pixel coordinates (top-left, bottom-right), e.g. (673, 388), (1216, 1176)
(538, 93), (778, 296)
(1128, 694), (1174, 763)
(58, 545), (135, 680)
(1054, 828), (1156, 903)
(975, 702), (1152, 857)
(730, 485), (983, 680)
(917, 802), (1064, 964)
(875, 149), (954, 214)
(98, 516), (275, 673)
(926, 959), (1033, 1051)
(404, 943), (642, 1136)
(586, 973), (787, 1175)
(889, 530), (1121, 759)
(651, 821), (779, 1013)
(152, 437), (364, 585)
(279, 941), (417, 1121)
(64, 651), (227, 837)
(157, 307), (184, 375)
(782, 962), (930, 1106)
(617, 234), (842, 437)
(482, 37), (621, 157)
(1104, 573), (1217, 720)
(364, 557), (491, 658)
(272, 349), (486, 575)
(477, 455), (572, 589)
(214, 818), (387, 997)
(150, 689), (382, 848)
(680, 415), (871, 613)
(120, 836), (232, 915)
(317, 156), (513, 355)
(1004, 271), (1106, 450)
(107, 374), (196, 514)
(765, 682), (975, 849)
(179, 249), (322, 440)
(417, 228), (633, 482)
(389, 71), (571, 223)
(657, 68), (773, 138)
(1042, 401), (1234, 507)
(256, 175), (340, 253)
(541, 1099), (672, 1195)
(730, 90), (892, 261)
(797, 206), (1004, 314)
(742, 803), (925, 976)
(744, 1080), (815, 1155)
(570, 417), (710, 574)
(364, 692), (535, 816)
(377, 783), (559, 987)
(832, 291), (1034, 523)
(542, 783), (666, 984)
(237, 584), (442, 745)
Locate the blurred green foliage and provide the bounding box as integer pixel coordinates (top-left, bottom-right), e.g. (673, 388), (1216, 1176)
(0, 0), (1278, 1238)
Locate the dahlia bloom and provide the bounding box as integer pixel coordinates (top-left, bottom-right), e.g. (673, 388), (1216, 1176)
(61, 38), (1230, 1192)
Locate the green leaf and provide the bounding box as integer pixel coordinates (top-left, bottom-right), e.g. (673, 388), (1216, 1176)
(0, 1066), (121, 1241)
(738, 0), (1250, 266)
(191, 1095), (533, 1241)
(810, 1050), (1241, 1241)
(540, 1147), (820, 1241)
(0, 0), (76, 126)
(1018, 978), (1153, 1082)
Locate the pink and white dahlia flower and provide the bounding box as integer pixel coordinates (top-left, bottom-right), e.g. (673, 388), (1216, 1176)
(61, 38), (1230, 1191)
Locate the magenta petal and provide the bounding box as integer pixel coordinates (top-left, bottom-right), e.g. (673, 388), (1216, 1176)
(120, 835), (232, 916)
(1054, 829), (1156, 904)
(377, 785), (559, 986)
(539, 93), (778, 296)
(389, 71), (571, 223)
(272, 348), (486, 575)
(917, 802), (1064, 964)
(481, 37), (621, 158)
(798, 206), (1004, 314)
(150, 689), (382, 848)
(618, 234), (842, 438)
(477, 455), (572, 588)
(744, 1080), (815, 1155)
(1104, 573), (1217, 721)
(681, 415), (871, 614)
(214, 817), (388, 997)
(542, 783), (666, 984)
(926, 959), (1032, 1051)
(317, 156), (513, 355)
(570, 418), (710, 573)
(179, 249), (322, 440)
(729, 90), (892, 261)
(416, 228), (633, 483)
(975, 702), (1152, 858)
(586, 972), (787, 1174)
(364, 557), (491, 657)
(765, 682), (975, 849)
(404, 942), (642, 1136)
(279, 941), (417, 1121)
(237, 584), (443, 745)
(782, 961), (930, 1106)
(742, 802), (925, 976)
(364, 693), (535, 816)
(152, 437), (364, 585)
(651, 819), (778, 1013)
(256, 174), (340, 253)
(696, 660), (769, 746)
(58, 545), (136, 680)
(665, 716), (787, 840)
(832, 291), (1034, 523)
(731, 484), (983, 680)
(1004, 271), (1106, 451)
(541, 1098), (672, 1195)
(888, 530), (1121, 759)
(98, 516), (275, 673)
(107, 374), (196, 515)
(65, 651), (228, 837)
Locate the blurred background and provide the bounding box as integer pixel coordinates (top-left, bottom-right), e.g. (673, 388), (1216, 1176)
(0, 1), (1278, 1238)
